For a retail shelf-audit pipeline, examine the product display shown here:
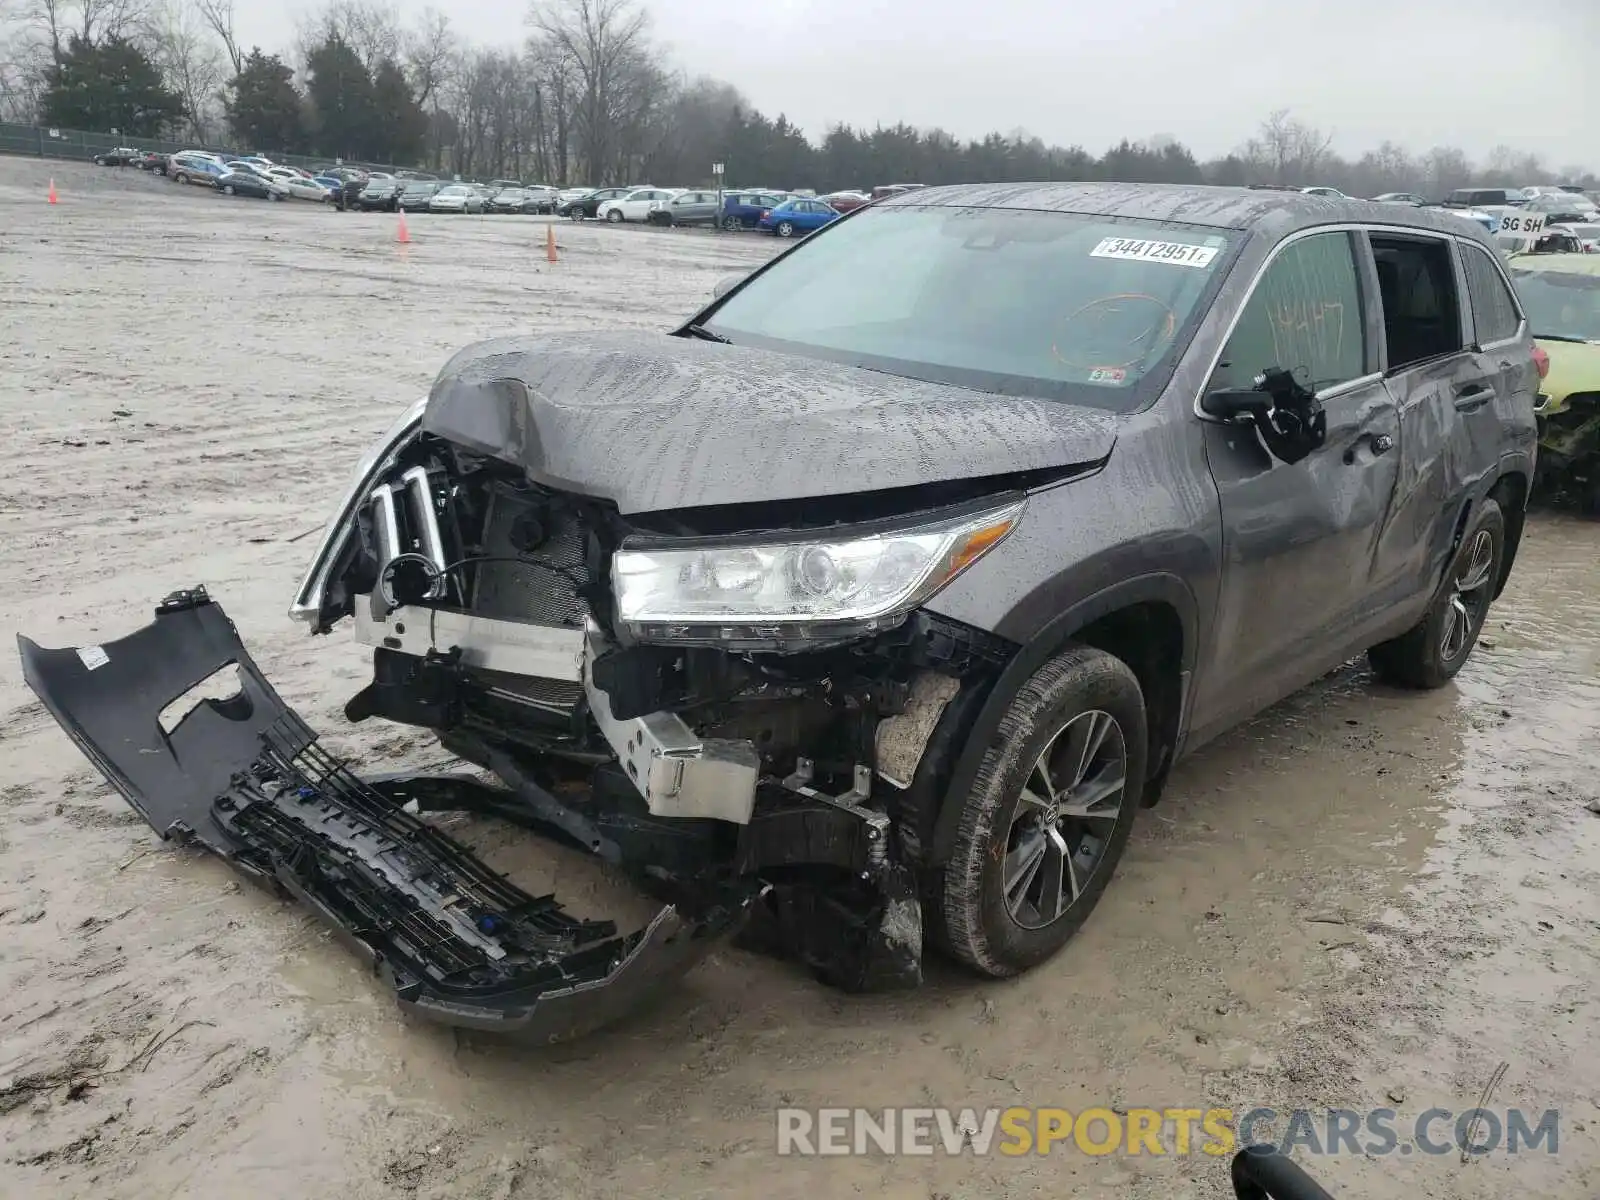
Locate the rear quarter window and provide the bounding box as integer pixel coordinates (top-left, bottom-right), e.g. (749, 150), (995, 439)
(1460, 244), (1523, 344)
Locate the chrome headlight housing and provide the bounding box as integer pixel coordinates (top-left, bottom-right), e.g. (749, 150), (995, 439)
(289, 397), (427, 628)
(611, 497), (1025, 647)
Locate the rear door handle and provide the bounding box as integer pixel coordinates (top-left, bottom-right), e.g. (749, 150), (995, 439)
(1453, 383), (1493, 411)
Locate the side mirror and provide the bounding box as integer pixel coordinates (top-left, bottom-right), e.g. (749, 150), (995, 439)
(1201, 387), (1271, 420)
(712, 273), (745, 299)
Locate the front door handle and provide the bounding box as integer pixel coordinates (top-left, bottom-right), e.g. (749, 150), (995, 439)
(1343, 432), (1394, 464)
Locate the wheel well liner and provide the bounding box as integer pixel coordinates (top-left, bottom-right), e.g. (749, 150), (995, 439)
(1487, 469), (1527, 600)
(924, 573), (1197, 866)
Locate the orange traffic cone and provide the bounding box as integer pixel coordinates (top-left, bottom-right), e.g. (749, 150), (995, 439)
(545, 223), (557, 263)
(47, 178), (57, 205)
(397, 208), (410, 244)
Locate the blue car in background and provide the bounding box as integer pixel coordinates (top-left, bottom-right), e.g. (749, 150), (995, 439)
(720, 190), (789, 229)
(757, 197), (841, 238)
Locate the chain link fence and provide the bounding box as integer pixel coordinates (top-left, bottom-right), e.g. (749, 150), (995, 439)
(0, 121), (411, 175)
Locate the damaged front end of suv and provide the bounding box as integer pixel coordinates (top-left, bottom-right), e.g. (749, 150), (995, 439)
(21, 325), (1095, 1040)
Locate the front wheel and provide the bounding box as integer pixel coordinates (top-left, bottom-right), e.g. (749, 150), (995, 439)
(935, 645), (1146, 977)
(606, 209), (623, 223)
(776, 220), (796, 237)
(1368, 498), (1504, 688)
(173, 172), (188, 185)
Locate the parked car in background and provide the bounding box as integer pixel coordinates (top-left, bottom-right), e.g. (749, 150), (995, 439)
(168, 152), (227, 187)
(820, 190), (870, 213)
(1524, 186), (1599, 215)
(1506, 252), (1600, 508)
(214, 169), (288, 201)
(487, 187), (533, 214)
(758, 197), (840, 237)
(559, 186), (631, 219)
(522, 185), (559, 213)
(1447, 187), (1530, 209)
(92, 147), (141, 166)
(598, 187), (678, 222)
(1524, 196), (1596, 223)
(721, 191), (789, 229)
(428, 184), (485, 214)
(1372, 192), (1428, 205)
(1300, 185), (1348, 198)
(279, 175), (335, 202)
(487, 178), (523, 191)
(138, 151), (167, 173)
(870, 183), (924, 200)
(1427, 204), (1498, 234)
(398, 180), (444, 210)
(1555, 222), (1600, 253)
(648, 190), (721, 226)
(359, 177), (405, 211)
(312, 175), (365, 207)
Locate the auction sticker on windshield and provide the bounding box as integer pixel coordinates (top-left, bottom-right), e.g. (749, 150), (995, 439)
(1091, 237), (1219, 268)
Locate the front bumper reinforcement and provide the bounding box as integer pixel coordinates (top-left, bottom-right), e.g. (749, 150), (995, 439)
(16, 587), (755, 1042)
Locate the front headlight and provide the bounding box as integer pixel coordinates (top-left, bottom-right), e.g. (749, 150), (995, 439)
(288, 397), (427, 628)
(612, 498), (1025, 646)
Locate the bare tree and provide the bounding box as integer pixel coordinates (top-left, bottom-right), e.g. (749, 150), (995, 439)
(148, 0), (222, 138)
(193, 0), (237, 73)
(26, 0), (147, 55)
(404, 5), (453, 167)
(527, 0), (656, 184)
(298, 0), (400, 72)
(1242, 108), (1335, 184)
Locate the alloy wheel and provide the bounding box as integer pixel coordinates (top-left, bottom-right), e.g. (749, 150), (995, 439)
(1003, 709), (1128, 930)
(1439, 529), (1495, 661)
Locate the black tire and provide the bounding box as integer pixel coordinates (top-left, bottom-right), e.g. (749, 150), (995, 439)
(1368, 498), (1504, 689)
(173, 172), (188, 185)
(936, 645), (1147, 977)
(606, 208), (623, 222)
(222, 184), (235, 195)
(776, 220), (796, 237)
(721, 215), (739, 231)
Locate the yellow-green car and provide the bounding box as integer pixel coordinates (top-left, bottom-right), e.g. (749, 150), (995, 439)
(1506, 252), (1600, 509)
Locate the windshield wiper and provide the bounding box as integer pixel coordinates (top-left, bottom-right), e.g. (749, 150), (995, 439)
(680, 323), (731, 344)
(1534, 333), (1593, 343)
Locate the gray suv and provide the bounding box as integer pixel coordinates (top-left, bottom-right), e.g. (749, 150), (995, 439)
(20, 183), (1539, 1042)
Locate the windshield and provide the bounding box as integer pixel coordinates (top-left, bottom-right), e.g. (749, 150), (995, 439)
(701, 205), (1236, 410)
(1511, 269), (1600, 342)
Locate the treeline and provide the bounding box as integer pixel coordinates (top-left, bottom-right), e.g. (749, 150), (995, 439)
(1, 0), (1594, 196)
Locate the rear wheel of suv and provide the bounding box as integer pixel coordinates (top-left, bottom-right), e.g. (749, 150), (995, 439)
(722, 215), (739, 231)
(1368, 498), (1504, 689)
(936, 645), (1146, 977)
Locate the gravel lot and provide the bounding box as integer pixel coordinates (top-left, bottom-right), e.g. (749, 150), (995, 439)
(2, 157), (1598, 1200)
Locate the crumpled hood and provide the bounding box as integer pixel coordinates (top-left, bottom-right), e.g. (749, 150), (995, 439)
(420, 331), (1118, 513)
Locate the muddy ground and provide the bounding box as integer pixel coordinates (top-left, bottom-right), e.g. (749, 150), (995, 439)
(1, 158), (1597, 1199)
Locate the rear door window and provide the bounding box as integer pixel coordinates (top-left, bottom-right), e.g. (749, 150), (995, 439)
(1460, 243), (1524, 345)
(1368, 234), (1468, 371)
(1213, 232), (1369, 393)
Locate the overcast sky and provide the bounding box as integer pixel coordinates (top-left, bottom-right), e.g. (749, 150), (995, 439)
(236, 0), (1598, 168)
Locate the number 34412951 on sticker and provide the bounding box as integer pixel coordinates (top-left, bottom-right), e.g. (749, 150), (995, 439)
(1090, 237), (1218, 268)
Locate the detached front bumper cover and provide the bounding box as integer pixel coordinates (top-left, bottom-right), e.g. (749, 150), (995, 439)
(16, 588), (754, 1042)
